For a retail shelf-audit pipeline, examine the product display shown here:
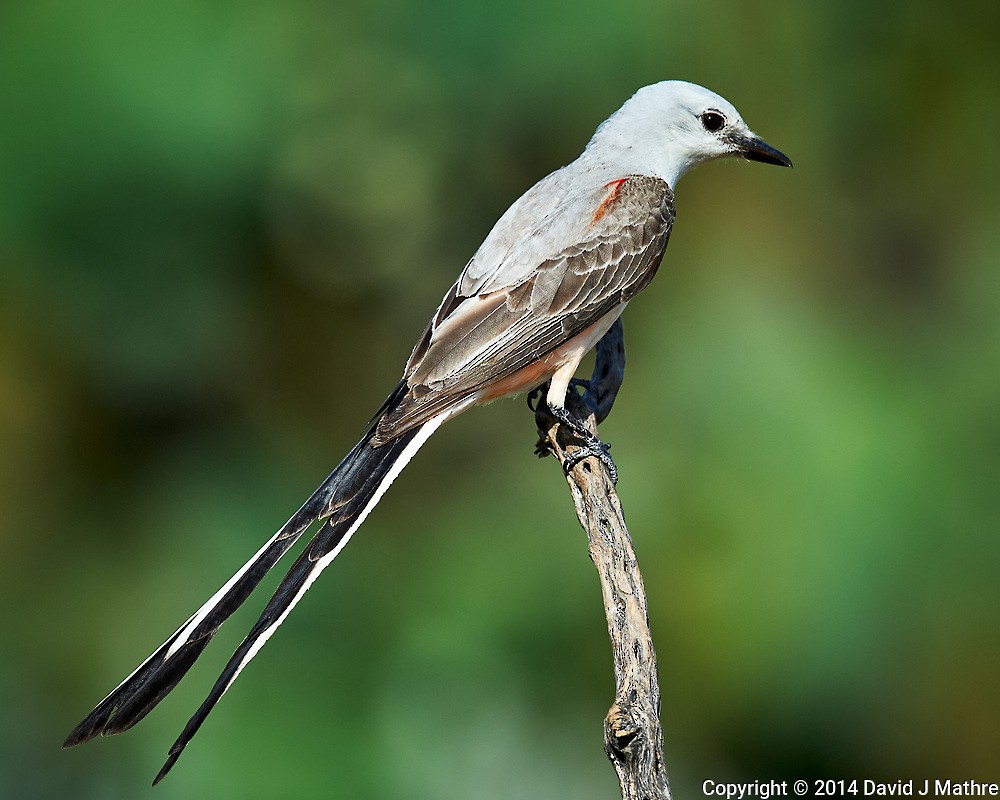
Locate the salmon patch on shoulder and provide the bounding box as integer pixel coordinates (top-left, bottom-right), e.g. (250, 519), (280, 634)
(591, 178), (629, 224)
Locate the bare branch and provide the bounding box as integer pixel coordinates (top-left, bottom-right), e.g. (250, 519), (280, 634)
(533, 321), (671, 800)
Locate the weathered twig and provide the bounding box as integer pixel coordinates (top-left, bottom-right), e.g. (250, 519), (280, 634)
(532, 319), (671, 800)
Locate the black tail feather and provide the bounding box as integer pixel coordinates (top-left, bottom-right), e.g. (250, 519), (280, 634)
(64, 384), (412, 752)
(152, 427), (421, 783)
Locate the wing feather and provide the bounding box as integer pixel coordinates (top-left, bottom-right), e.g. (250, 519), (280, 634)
(377, 175), (674, 439)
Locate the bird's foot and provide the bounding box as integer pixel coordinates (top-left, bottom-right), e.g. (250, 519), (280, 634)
(545, 401), (618, 484)
(527, 387), (552, 457)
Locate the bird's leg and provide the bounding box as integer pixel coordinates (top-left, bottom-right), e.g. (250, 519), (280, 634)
(581, 317), (626, 425)
(554, 316), (627, 416)
(526, 385), (545, 412)
(528, 386), (553, 458)
(544, 400), (618, 485)
(531, 383), (608, 465)
(530, 318), (625, 481)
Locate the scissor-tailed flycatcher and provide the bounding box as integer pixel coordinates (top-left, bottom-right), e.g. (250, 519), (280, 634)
(64, 80), (790, 783)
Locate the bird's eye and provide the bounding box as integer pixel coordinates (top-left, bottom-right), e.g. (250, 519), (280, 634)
(700, 111), (726, 132)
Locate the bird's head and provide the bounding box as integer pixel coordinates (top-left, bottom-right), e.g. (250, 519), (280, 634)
(588, 80), (792, 186)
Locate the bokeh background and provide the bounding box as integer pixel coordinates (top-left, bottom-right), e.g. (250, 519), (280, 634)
(2, 1), (998, 798)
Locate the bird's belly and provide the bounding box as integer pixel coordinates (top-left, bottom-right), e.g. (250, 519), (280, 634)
(475, 303), (627, 403)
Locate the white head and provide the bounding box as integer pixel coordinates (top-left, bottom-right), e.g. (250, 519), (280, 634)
(587, 80), (791, 186)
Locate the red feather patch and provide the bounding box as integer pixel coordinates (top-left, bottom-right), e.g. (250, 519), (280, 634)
(591, 178), (628, 224)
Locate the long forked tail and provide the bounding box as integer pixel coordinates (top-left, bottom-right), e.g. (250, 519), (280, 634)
(64, 387), (457, 782)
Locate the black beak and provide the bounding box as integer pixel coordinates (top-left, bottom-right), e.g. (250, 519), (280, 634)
(732, 133), (792, 167)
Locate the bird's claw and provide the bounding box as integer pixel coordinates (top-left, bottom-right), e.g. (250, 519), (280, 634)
(544, 400), (618, 484)
(562, 438), (618, 484)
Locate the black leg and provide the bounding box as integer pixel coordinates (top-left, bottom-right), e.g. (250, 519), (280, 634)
(582, 317), (625, 425)
(529, 318), (626, 483)
(544, 399), (618, 484)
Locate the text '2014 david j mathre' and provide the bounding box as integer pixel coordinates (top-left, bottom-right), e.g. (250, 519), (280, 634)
(702, 779), (999, 799)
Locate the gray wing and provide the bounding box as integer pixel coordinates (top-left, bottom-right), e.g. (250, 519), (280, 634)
(375, 174), (674, 441)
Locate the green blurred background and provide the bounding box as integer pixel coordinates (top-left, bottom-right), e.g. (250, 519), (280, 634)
(2, 1), (998, 797)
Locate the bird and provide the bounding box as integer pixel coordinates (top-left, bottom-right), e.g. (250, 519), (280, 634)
(63, 80), (791, 784)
